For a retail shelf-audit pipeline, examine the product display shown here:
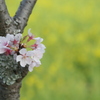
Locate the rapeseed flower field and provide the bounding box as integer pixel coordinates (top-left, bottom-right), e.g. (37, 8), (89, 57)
(6, 0), (100, 100)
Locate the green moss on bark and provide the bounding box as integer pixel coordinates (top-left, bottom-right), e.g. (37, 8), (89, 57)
(0, 54), (23, 85)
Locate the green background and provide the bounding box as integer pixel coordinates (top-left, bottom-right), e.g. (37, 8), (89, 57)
(6, 0), (100, 100)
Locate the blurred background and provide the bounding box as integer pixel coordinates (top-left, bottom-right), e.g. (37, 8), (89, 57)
(6, 0), (100, 100)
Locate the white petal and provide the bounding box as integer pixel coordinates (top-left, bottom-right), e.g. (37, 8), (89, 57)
(20, 59), (26, 67)
(34, 37), (43, 43)
(35, 61), (41, 67)
(0, 37), (6, 40)
(19, 48), (27, 54)
(33, 50), (43, 59)
(28, 66), (33, 72)
(26, 57), (32, 65)
(0, 36), (4, 42)
(6, 34), (14, 41)
(0, 37), (5, 42)
(34, 57), (41, 64)
(15, 34), (22, 41)
(37, 43), (46, 50)
(0, 38), (9, 47)
(28, 28), (32, 36)
(0, 48), (5, 54)
(28, 62), (36, 72)
(26, 51), (33, 56)
(28, 65), (34, 72)
(16, 55), (22, 62)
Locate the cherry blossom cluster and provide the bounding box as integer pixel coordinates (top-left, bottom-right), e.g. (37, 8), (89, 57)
(0, 29), (46, 72)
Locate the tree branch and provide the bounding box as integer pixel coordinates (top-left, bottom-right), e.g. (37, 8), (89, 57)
(0, 80), (21, 100)
(14, 0), (37, 33)
(0, 0), (12, 36)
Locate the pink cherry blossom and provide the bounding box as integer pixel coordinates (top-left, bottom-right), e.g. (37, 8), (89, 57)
(28, 62), (36, 72)
(6, 34), (22, 52)
(6, 33), (22, 45)
(0, 46), (7, 54)
(27, 28), (34, 42)
(32, 37), (46, 53)
(5, 48), (12, 55)
(34, 37), (43, 43)
(28, 61), (41, 72)
(16, 48), (32, 67)
(0, 37), (9, 47)
(32, 49), (43, 60)
(27, 49), (42, 72)
(0, 46), (12, 55)
(0, 37), (11, 54)
(0, 28), (46, 72)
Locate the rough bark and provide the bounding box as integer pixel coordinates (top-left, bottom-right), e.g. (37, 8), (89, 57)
(0, 0), (13, 36)
(14, 0), (37, 33)
(0, 0), (37, 100)
(0, 81), (21, 100)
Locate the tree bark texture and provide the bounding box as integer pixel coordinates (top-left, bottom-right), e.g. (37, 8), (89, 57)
(0, 81), (21, 100)
(0, 0), (37, 100)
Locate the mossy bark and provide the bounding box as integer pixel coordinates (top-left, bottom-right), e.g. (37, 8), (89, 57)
(0, 81), (21, 100)
(0, 54), (29, 100)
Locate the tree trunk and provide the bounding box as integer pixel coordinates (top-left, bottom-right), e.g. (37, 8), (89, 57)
(0, 0), (37, 99)
(0, 81), (21, 100)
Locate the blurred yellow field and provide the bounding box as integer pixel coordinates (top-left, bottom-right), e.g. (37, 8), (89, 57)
(6, 0), (100, 100)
